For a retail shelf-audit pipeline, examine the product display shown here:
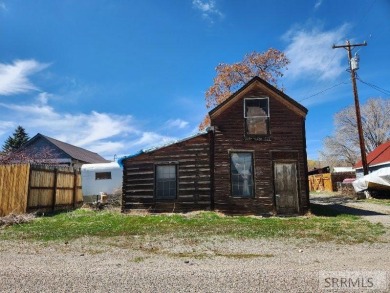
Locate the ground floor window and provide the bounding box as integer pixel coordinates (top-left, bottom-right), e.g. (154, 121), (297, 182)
(155, 165), (177, 199)
(230, 152), (254, 197)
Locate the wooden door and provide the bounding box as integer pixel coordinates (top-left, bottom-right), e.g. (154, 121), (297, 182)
(274, 162), (299, 214)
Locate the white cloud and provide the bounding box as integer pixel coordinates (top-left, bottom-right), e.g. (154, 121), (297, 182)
(1, 102), (135, 149)
(314, 0), (323, 10)
(131, 132), (176, 148)
(284, 24), (350, 80)
(0, 121), (15, 137)
(36, 92), (53, 105)
(192, 0), (223, 22)
(0, 60), (49, 96)
(88, 140), (127, 158)
(164, 118), (189, 129)
(0, 2), (6, 11)
(0, 96), (181, 159)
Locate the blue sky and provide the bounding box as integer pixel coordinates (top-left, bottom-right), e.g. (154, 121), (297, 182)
(0, 0), (389, 161)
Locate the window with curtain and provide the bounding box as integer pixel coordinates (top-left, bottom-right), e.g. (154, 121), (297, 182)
(155, 165), (177, 199)
(244, 97), (269, 136)
(230, 152), (254, 197)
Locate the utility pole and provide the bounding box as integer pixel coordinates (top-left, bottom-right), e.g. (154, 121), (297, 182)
(333, 40), (369, 175)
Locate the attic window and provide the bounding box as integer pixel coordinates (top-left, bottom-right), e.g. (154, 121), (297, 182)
(244, 97), (269, 136)
(95, 172), (112, 180)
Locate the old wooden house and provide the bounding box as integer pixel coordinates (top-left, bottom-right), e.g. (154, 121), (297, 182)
(120, 76), (309, 215)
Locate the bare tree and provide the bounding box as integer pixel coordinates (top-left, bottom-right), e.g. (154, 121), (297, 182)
(0, 146), (58, 165)
(320, 98), (390, 167)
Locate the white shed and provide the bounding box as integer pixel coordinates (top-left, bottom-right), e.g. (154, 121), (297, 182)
(81, 162), (122, 202)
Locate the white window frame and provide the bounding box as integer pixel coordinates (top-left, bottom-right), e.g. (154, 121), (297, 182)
(244, 97), (269, 118)
(155, 164), (177, 200)
(244, 97), (270, 136)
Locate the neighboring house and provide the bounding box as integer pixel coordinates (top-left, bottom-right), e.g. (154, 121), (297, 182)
(354, 141), (390, 178)
(18, 133), (108, 168)
(120, 76), (309, 215)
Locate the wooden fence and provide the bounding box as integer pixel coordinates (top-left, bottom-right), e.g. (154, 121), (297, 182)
(308, 172), (356, 193)
(308, 173), (333, 192)
(0, 164), (82, 217)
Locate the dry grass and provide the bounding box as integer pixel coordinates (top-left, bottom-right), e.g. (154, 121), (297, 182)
(0, 213), (35, 228)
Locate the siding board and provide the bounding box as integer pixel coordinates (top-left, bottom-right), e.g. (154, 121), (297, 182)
(211, 87), (308, 215)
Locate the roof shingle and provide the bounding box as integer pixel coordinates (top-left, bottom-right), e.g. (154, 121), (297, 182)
(25, 133), (109, 164)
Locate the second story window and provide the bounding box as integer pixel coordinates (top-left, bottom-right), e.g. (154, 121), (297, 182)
(244, 97), (269, 136)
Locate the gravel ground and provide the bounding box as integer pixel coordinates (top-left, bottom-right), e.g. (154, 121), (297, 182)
(310, 193), (390, 227)
(1, 195), (389, 293)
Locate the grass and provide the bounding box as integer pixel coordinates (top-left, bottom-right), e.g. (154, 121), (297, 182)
(364, 198), (390, 206)
(0, 208), (385, 244)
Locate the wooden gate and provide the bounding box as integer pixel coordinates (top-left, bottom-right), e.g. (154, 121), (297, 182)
(27, 164), (82, 212)
(274, 162), (299, 214)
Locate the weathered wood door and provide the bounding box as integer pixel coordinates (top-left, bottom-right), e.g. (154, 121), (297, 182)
(274, 162), (299, 214)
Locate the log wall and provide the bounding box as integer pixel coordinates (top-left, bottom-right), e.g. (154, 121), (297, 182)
(122, 134), (211, 212)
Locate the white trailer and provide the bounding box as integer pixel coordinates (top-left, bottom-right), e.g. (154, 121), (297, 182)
(81, 162), (122, 202)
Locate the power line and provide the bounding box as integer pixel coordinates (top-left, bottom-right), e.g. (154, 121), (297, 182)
(299, 81), (349, 102)
(356, 75), (390, 96)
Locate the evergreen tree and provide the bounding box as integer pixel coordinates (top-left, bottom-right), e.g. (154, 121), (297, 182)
(2, 126), (30, 152)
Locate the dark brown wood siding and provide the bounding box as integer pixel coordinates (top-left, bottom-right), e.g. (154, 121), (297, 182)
(211, 88), (309, 215)
(122, 134), (211, 212)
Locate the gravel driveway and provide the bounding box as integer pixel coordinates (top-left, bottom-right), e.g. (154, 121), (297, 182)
(311, 193), (390, 227)
(1, 194), (389, 293)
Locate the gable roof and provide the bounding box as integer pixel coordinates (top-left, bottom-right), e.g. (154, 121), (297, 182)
(209, 76), (308, 119)
(354, 141), (390, 169)
(22, 133), (109, 164)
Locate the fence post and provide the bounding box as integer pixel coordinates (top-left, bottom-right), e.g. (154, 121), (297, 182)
(52, 168), (58, 212)
(26, 164), (33, 213)
(73, 169), (78, 208)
